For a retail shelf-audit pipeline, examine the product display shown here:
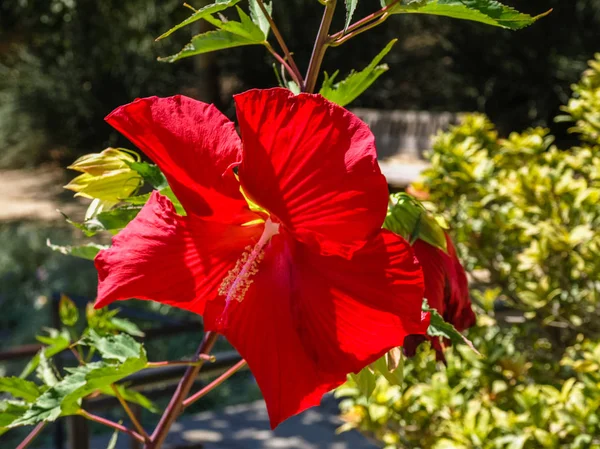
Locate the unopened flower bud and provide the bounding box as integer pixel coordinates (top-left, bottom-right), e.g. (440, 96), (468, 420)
(64, 148), (142, 202)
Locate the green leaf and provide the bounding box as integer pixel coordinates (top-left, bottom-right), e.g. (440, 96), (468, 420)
(389, 0), (550, 30)
(36, 352), (59, 387)
(319, 39), (397, 107)
(61, 353), (148, 413)
(100, 384), (158, 413)
(0, 378), (43, 402)
(11, 351), (148, 427)
(64, 207), (141, 237)
(109, 317), (145, 338)
(384, 193), (448, 252)
(47, 240), (108, 260)
(0, 400), (29, 432)
(202, 6), (266, 41)
(249, 0), (272, 37)
(423, 299), (481, 355)
(106, 428), (119, 449)
(349, 368), (377, 398)
(124, 186), (186, 216)
(160, 7), (266, 63)
(344, 0), (358, 30)
(287, 80), (301, 95)
(370, 354), (403, 386)
(82, 330), (143, 363)
(156, 0), (241, 40)
(59, 294), (80, 327)
(128, 161), (168, 190)
(160, 29), (260, 62)
(21, 330), (71, 379)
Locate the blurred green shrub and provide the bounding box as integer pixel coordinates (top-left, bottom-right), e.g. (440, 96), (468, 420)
(0, 0), (194, 168)
(337, 54), (600, 448)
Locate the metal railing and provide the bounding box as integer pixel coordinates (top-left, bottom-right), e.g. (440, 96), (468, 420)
(0, 293), (242, 449)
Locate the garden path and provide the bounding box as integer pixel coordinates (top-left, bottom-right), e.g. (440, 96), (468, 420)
(68, 398), (377, 449)
(0, 166), (86, 222)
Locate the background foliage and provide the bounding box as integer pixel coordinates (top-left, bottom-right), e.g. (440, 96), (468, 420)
(337, 54), (600, 449)
(1, 0), (599, 167)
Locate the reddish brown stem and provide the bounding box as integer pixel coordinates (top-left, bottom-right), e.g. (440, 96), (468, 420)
(147, 331), (218, 449)
(331, 13), (390, 47)
(256, 0), (304, 87)
(146, 355), (215, 368)
(183, 359), (248, 408)
(305, 0), (337, 93)
(330, 0), (400, 41)
(265, 42), (304, 88)
(16, 422), (46, 449)
(79, 409), (145, 443)
(111, 384), (150, 442)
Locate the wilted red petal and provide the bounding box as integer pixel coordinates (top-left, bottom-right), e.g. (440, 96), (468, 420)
(406, 233), (476, 359)
(105, 95), (252, 223)
(95, 191), (261, 312)
(235, 88), (389, 259)
(204, 229), (426, 428)
(445, 235), (476, 330)
(413, 239), (447, 316)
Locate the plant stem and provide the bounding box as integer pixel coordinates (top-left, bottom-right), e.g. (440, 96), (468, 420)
(70, 346), (85, 365)
(111, 384), (150, 442)
(304, 0), (337, 93)
(265, 42), (304, 88)
(79, 409), (145, 443)
(16, 422), (46, 449)
(329, 0), (399, 42)
(256, 0), (304, 87)
(147, 331), (218, 449)
(330, 13), (390, 47)
(146, 355), (215, 368)
(182, 359), (247, 408)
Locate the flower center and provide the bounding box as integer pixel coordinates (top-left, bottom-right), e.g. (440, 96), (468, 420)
(218, 218), (280, 303)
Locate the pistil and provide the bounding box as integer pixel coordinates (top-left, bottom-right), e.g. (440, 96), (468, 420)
(218, 218), (280, 304)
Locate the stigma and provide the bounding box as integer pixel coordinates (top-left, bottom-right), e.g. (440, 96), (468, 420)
(218, 218), (280, 303)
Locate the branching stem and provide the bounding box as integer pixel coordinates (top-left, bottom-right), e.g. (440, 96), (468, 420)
(265, 42), (304, 88)
(16, 422), (46, 449)
(147, 331), (218, 449)
(111, 384), (150, 442)
(256, 0), (304, 87)
(305, 0), (337, 93)
(183, 359), (248, 408)
(329, 0), (400, 42)
(79, 409), (145, 443)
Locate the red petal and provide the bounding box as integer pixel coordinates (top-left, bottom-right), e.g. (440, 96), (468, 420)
(293, 229), (427, 374)
(445, 235), (476, 331)
(105, 96), (252, 223)
(204, 229), (425, 428)
(95, 191), (261, 313)
(413, 239), (447, 316)
(409, 234), (476, 359)
(235, 88), (388, 258)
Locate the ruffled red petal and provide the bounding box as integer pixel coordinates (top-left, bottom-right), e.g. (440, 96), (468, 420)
(235, 88), (389, 259)
(413, 239), (447, 316)
(95, 191), (261, 313)
(105, 95), (252, 224)
(406, 233), (476, 358)
(444, 235), (476, 330)
(204, 229), (426, 428)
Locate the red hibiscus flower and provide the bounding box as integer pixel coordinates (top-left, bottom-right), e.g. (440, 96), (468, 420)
(94, 88), (427, 428)
(404, 233), (476, 359)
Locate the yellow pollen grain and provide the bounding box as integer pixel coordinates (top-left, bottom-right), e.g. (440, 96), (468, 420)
(218, 245), (266, 303)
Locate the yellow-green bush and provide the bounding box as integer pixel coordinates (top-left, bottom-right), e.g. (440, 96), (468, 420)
(337, 54), (600, 449)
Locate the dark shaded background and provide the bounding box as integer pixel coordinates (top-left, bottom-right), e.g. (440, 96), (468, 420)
(1, 0), (599, 167)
